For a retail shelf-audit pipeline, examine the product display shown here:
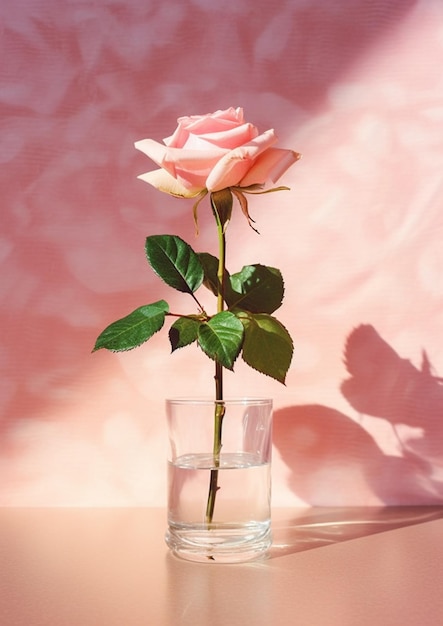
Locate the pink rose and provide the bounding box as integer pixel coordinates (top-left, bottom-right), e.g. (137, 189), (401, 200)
(134, 107), (300, 197)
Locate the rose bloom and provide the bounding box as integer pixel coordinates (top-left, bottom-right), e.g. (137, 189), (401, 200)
(134, 107), (300, 198)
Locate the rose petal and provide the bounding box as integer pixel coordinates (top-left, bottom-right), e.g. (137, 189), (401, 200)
(239, 148), (302, 187)
(163, 147), (226, 189)
(184, 123), (258, 151)
(205, 129), (278, 191)
(137, 169), (202, 197)
(165, 107), (244, 147)
(135, 138), (169, 166)
(135, 138), (227, 189)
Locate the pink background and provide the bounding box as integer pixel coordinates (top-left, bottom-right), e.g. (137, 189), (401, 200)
(2, 0), (443, 507)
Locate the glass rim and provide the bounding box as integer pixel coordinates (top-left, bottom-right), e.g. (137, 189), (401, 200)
(166, 397), (272, 406)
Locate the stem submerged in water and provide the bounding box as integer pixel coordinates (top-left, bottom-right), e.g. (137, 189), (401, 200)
(205, 393), (225, 524)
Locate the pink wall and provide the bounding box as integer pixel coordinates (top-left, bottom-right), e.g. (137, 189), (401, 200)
(2, 0), (443, 506)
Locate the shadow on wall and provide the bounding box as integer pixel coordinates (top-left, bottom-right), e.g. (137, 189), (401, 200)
(274, 325), (443, 506)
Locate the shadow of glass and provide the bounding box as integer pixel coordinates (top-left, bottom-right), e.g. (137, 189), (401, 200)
(269, 506), (443, 559)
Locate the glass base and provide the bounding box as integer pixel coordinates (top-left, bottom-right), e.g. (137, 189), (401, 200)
(166, 521), (272, 563)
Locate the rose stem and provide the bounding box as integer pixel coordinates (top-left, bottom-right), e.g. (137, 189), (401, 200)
(205, 195), (227, 525)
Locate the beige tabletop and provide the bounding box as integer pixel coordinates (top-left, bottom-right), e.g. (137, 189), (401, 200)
(1, 507), (443, 626)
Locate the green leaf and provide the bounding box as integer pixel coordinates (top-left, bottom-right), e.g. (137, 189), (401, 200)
(145, 235), (204, 294)
(238, 312), (293, 384)
(169, 316), (201, 351)
(198, 252), (231, 297)
(93, 300), (169, 352)
(197, 311), (244, 370)
(227, 265), (284, 314)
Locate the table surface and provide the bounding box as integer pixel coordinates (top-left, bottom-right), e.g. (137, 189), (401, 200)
(1, 506), (443, 626)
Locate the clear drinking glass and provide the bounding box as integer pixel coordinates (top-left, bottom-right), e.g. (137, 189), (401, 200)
(165, 398), (273, 563)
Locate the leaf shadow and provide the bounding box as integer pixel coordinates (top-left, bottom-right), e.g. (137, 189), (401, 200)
(273, 324), (443, 507)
